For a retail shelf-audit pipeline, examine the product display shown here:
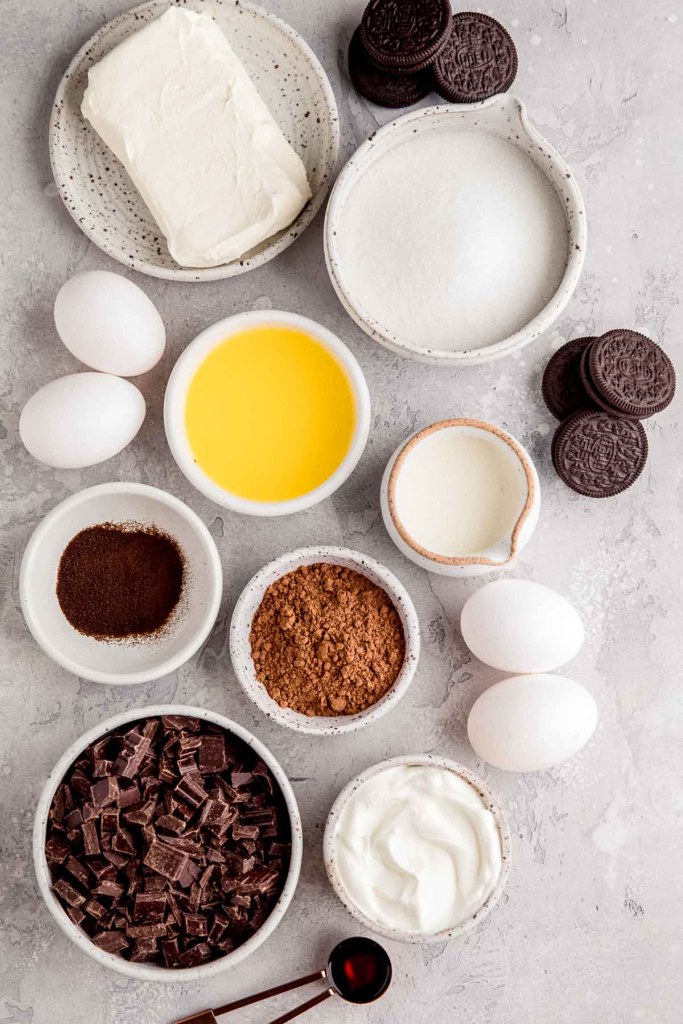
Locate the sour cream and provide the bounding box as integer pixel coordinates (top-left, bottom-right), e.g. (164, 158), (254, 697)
(331, 763), (504, 936)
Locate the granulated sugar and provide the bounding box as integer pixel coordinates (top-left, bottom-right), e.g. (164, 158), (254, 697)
(335, 129), (568, 352)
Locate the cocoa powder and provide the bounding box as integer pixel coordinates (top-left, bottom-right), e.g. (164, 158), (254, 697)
(249, 563), (405, 717)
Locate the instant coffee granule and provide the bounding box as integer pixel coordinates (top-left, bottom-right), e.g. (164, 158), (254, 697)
(56, 523), (185, 641)
(249, 563), (405, 717)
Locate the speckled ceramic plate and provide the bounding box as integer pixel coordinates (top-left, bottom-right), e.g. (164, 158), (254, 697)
(49, 0), (339, 281)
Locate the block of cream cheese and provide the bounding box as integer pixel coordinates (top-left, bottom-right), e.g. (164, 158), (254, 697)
(81, 7), (312, 268)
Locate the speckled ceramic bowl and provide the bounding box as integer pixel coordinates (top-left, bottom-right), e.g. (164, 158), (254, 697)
(49, 0), (339, 281)
(324, 94), (586, 365)
(229, 547), (420, 735)
(33, 705), (303, 983)
(323, 754), (511, 944)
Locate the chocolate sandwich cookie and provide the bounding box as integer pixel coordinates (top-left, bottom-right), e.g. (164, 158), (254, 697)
(361, 0), (453, 72)
(433, 12), (518, 103)
(348, 27), (431, 108)
(552, 409), (648, 498)
(542, 336), (597, 420)
(587, 329), (676, 419)
(578, 344), (621, 416)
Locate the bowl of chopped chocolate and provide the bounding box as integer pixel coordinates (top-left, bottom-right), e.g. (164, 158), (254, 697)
(230, 546), (420, 735)
(34, 706), (302, 981)
(20, 482), (223, 685)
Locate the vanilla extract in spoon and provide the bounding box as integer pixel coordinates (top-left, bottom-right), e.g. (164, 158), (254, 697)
(173, 937), (392, 1024)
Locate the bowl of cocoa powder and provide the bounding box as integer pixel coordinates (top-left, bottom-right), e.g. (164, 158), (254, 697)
(20, 483), (222, 684)
(229, 547), (420, 735)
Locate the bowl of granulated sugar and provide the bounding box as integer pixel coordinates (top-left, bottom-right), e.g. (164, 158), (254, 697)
(229, 546), (420, 735)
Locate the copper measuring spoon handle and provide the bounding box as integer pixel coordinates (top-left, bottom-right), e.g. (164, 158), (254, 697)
(264, 988), (334, 1024)
(210, 968), (326, 1017)
(173, 968), (330, 1024)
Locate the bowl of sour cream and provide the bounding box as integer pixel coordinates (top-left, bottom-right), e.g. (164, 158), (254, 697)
(323, 755), (511, 943)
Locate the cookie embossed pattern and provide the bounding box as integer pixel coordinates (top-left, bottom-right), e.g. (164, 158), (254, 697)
(361, 0), (453, 70)
(588, 330), (676, 418)
(552, 411), (648, 499)
(433, 12), (518, 103)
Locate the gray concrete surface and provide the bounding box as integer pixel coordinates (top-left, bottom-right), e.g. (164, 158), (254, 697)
(1, 2), (682, 1022)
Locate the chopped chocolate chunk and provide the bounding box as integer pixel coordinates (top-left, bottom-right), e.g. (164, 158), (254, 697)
(46, 715), (291, 969)
(162, 937), (181, 967)
(130, 937), (160, 962)
(144, 841), (189, 882)
(117, 783), (141, 809)
(66, 906), (86, 928)
(177, 942), (212, 968)
(81, 821), (100, 857)
(123, 800), (157, 826)
(175, 774), (208, 809)
(198, 735), (227, 773)
(94, 879), (125, 899)
(91, 777), (118, 810)
(231, 771), (253, 789)
(126, 922), (168, 939)
(65, 855), (91, 887)
(93, 930), (129, 953)
(134, 892), (167, 920)
(84, 897), (107, 920)
(232, 822), (260, 841)
(63, 809), (83, 830)
(45, 836), (71, 864)
(53, 878), (86, 907)
(184, 913), (208, 936)
(156, 814), (186, 834)
(177, 752), (198, 776)
(112, 828), (136, 856)
(102, 850), (129, 869)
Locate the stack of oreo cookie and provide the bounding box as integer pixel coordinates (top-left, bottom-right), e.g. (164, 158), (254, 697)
(348, 1), (518, 109)
(542, 330), (676, 498)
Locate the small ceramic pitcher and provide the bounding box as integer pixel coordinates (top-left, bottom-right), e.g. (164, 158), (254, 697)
(380, 418), (541, 577)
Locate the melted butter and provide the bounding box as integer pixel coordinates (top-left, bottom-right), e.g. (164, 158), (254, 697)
(185, 324), (356, 502)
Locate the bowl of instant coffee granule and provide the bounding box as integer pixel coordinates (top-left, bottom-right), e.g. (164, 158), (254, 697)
(230, 546), (420, 735)
(20, 483), (222, 685)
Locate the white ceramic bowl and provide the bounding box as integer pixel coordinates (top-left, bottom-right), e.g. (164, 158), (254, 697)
(324, 95), (586, 365)
(381, 419), (541, 577)
(20, 483), (222, 685)
(229, 546), (420, 735)
(165, 311), (371, 516)
(49, 0), (339, 281)
(323, 754), (511, 944)
(33, 704), (303, 982)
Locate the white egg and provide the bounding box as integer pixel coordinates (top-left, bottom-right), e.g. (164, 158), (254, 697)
(19, 373), (145, 469)
(467, 674), (598, 772)
(460, 579), (584, 674)
(54, 271), (165, 376)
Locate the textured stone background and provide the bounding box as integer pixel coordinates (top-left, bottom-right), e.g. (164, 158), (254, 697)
(1, 2), (682, 1022)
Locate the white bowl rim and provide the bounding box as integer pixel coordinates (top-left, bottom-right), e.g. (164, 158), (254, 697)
(48, 0), (340, 283)
(19, 482), (223, 685)
(324, 95), (587, 365)
(164, 311), (371, 516)
(386, 418), (539, 568)
(229, 545), (421, 735)
(33, 703), (303, 983)
(323, 754), (511, 943)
